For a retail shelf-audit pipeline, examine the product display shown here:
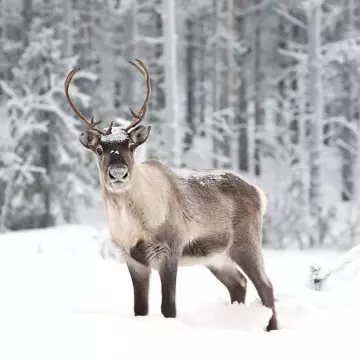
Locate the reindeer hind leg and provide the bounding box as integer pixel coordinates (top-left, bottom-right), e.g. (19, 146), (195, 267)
(207, 264), (247, 304)
(229, 222), (278, 331)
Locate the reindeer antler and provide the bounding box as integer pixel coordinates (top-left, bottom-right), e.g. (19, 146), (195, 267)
(64, 69), (113, 136)
(124, 59), (151, 132)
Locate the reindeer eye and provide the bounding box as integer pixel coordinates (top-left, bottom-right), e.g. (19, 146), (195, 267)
(96, 147), (103, 155)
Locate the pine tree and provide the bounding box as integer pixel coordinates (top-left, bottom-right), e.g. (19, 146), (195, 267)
(0, 26), (99, 231)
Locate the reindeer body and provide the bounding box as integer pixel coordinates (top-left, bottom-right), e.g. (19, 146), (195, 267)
(64, 59), (278, 332)
(100, 159), (277, 331)
(103, 160), (263, 271)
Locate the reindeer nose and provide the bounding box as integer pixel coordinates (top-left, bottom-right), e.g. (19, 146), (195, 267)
(108, 166), (129, 182)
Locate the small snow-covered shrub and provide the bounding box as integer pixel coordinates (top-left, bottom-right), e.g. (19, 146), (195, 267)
(98, 228), (124, 263)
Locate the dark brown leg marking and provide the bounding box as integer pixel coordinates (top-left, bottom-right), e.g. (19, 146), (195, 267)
(246, 265), (277, 332)
(158, 257), (178, 318)
(207, 266), (247, 304)
(127, 261), (151, 316)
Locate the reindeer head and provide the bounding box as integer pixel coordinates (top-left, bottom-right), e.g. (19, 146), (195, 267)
(64, 59), (151, 192)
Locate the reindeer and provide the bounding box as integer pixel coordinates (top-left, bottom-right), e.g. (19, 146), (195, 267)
(64, 59), (278, 331)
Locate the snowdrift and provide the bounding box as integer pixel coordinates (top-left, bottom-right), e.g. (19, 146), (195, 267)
(0, 225), (359, 360)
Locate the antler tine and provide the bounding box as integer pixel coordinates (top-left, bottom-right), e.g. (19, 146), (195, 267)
(135, 58), (151, 117)
(124, 59), (151, 132)
(104, 121), (113, 135)
(64, 69), (107, 135)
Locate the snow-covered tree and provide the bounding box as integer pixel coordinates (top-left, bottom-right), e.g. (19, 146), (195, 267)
(2, 0), (360, 250)
(0, 27), (99, 231)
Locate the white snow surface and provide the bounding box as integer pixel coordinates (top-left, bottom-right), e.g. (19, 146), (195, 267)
(0, 225), (359, 359)
(100, 126), (129, 144)
(174, 168), (227, 186)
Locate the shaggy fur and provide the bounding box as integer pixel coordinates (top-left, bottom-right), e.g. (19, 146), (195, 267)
(79, 126), (278, 332)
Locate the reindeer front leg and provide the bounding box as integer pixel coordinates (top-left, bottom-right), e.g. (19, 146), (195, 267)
(153, 224), (181, 319)
(127, 261), (151, 316)
(158, 256), (178, 318)
(129, 225), (181, 318)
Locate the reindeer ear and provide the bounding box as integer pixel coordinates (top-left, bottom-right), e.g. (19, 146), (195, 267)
(79, 130), (100, 150)
(128, 125), (151, 148)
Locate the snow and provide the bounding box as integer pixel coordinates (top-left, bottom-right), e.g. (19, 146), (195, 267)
(175, 168), (226, 185)
(174, 168), (259, 187)
(101, 127), (129, 144)
(307, 243), (360, 290)
(0, 225), (359, 359)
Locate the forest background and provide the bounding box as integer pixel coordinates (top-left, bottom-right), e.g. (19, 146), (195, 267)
(1, 0), (360, 250)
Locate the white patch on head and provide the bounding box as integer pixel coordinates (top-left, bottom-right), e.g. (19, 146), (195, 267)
(109, 149), (120, 155)
(101, 127), (129, 144)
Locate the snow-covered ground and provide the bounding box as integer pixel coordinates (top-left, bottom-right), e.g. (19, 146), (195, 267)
(0, 225), (359, 360)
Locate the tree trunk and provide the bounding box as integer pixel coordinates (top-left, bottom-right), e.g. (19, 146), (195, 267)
(308, 2), (323, 246)
(198, 11), (206, 139)
(164, 0), (181, 168)
(96, 5), (116, 124)
(253, 0), (262, 176)
(341, 69), (355, 201)
(63, 0), (73, 58)
(23, 0), (33, 47)
(227, 0), (238, 171)
(211, 0), (220, 168)
(40, 62), (55, 228)
(341, 0), (356, 201)
(184, 16), (195, 154)
(235, 1), (249, 171)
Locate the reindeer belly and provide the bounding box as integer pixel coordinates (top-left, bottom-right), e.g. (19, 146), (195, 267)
(127, 238), (230, 269)
(179, 253), (230, 268)
(179, 233), (231, 268)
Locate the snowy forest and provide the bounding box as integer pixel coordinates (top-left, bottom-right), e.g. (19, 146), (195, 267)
(1, 0), (360, 250)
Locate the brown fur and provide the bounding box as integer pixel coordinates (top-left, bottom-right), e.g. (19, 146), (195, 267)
(79, 126), (278, 331)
